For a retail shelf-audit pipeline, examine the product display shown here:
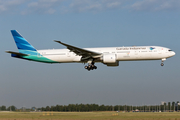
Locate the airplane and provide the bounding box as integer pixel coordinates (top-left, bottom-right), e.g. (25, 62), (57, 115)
(6, 30), (175, 71)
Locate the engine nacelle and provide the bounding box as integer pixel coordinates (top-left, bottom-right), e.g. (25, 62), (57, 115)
(103, 54), (117, 63)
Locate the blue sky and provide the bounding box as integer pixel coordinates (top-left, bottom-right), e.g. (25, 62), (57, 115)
(0, 0), (180, 108)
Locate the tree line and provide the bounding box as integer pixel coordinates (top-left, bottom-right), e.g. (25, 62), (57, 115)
(1, 101), (179, 112)
(37, 102), (180, 112)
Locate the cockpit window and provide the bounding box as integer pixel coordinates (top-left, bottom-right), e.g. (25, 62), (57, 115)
(168, 50), (173, 51)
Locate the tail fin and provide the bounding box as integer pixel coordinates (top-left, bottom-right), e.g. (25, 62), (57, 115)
(11, 30), (36, 51)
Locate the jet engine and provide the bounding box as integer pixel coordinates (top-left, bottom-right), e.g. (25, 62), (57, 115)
(102, 54), (119, 66)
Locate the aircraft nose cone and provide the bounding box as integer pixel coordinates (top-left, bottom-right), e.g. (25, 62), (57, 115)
(168, 51), (175, 57)
(172, 51), (176, 56)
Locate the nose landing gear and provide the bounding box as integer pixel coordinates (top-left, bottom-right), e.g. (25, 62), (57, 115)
(161, 58), (166, 66)
(161, 63), (164, 66)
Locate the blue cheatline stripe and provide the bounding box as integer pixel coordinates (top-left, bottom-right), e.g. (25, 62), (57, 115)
(11, 30), (37, 51)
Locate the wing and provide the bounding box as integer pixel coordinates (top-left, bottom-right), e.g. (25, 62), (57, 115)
(54, 41), (102, 60)
(6, 51), (29, 56)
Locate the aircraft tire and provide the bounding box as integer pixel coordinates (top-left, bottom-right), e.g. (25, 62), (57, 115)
(161, 63), (164, 66)
(94, 66), (97, 69)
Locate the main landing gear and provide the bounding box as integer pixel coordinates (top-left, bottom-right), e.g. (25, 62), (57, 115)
(84, 59), (97, 71)
(161, 58), (166, 66)
(84, 64), (97, 71)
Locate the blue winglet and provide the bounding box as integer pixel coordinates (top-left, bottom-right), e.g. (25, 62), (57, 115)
(11, 30), (36, 51)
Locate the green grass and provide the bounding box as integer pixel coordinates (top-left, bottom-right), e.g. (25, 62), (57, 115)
(0, 112), (180, 120)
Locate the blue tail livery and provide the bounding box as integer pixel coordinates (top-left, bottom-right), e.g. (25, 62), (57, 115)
(11, 30), (36, 51)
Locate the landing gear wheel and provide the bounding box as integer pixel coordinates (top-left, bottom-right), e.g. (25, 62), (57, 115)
(84, 60), (97, 71)
(88, 65), (91, 69)
(84, 66), (88, 69)
(161, 63), (164, 66)
(94, 66), (97, 69)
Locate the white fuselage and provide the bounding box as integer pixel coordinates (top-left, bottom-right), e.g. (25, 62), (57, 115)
(37, 46), (175, 63)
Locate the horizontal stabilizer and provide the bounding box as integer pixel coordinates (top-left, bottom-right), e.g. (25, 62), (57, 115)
(6, 51), (29, 56)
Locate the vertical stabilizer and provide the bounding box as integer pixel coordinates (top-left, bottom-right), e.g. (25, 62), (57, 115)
(11, 30), (36, 51)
